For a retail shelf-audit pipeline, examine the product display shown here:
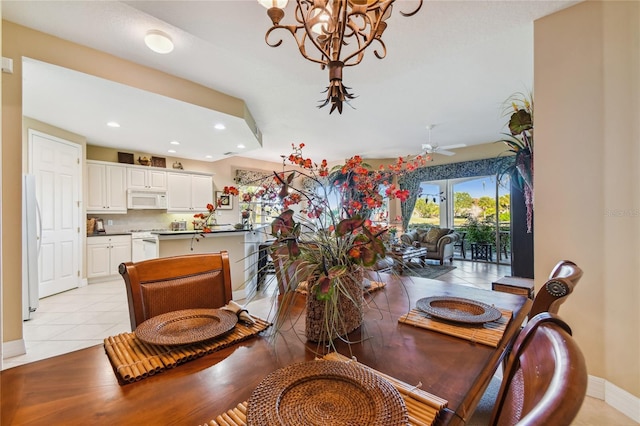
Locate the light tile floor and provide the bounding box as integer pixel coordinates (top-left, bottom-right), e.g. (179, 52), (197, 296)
(2, 260), (637, 425)
(2, 280), (131, 369)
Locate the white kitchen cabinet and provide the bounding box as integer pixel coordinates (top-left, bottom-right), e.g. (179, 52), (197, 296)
(127, 166), (167, 190)
(86, 235), (131, 279)
(86, 161), (127, 213)
(167, 172), (213, 212)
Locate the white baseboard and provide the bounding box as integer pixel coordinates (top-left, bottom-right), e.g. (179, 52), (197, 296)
(232, 287), (248, 301)
(605, 380), (640, 423)
(2, 338), (26, 359)
(587, 375), (606, 399)
(587, 375), (640, 423)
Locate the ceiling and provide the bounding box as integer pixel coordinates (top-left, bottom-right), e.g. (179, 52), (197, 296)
(3, 0), (579, 163)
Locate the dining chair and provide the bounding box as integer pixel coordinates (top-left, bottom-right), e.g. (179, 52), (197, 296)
(118, 251), (233, 329)
(529, 260), (583, 318)
(489, 312), (588, 425)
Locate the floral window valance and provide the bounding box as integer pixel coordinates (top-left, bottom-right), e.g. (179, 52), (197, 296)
(234, 169), (273, 186)
(398, 157), (512, 230)
(235, 168), (319, 192)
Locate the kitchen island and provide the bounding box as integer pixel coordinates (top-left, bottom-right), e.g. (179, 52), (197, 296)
(154, 226), (266, 299)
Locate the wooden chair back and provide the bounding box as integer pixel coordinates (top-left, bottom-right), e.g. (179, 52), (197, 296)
(529, 260), (583, 318)
(118, 252), (233, 329)
(490, 312), (588, 426)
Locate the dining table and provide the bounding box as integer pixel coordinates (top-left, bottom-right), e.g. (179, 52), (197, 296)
(1, 273), (531, 425)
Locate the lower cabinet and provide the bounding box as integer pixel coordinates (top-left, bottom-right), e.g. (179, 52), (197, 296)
(87, 235), (132, 280)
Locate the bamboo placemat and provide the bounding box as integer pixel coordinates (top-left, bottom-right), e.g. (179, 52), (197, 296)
(104, 317), (270, 384)
(200, 352), (448, 426)
(398, 308), (512, 348)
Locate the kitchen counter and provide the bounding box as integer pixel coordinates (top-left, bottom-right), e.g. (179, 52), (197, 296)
(87, 232), (131, 237)
(153, 226), (246, 237)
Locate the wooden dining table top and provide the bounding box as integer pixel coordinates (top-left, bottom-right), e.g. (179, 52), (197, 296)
(1, 273), (531, 426)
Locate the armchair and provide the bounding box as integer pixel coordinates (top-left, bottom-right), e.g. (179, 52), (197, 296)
(400, 227), (460, 265)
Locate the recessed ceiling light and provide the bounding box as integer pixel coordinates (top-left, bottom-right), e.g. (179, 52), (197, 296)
(145, 30), (174, 54)
(205, 155), (213, 159)
(214, 123), (226, 130)
(170, 140), (180, 145)
(168, 149), (176, 153)
(107, 121), (120, 128)
(237, 144), (245, 149)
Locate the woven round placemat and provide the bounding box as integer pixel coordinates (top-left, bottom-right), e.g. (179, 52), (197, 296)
(134, 308), (237, 345)
(247, 360), (408, 426)
(416, 296), (502, 324)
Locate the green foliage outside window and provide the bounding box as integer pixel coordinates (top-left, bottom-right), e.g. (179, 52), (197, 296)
(463, 216), (496, 244)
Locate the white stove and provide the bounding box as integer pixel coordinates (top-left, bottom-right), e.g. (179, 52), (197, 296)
(130, 229), (164, 261)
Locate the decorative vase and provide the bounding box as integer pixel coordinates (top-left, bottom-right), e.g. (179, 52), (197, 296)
(305, 267), (364, 342)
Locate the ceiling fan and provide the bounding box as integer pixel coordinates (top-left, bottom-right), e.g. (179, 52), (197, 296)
(422, 125), (466, 157)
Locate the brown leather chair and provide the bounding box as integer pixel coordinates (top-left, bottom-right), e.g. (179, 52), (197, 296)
(118, 252), (233, 329)
(490, 312), (588, 425)
(529, 260), (583, 318)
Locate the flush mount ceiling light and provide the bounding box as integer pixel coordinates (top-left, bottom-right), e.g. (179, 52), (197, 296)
(144, 30), (174, 54)
(258, 0), (422, 114)
(214, 123), (226, 130)
(106, 121), (120, 128)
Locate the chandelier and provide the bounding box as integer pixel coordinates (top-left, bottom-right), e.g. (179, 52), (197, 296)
(257, 0), (423, 114)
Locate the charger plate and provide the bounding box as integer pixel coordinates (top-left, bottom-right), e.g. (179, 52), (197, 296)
(416, 296), (502, 324)
(134, 308), (237, 346)
(247, 360), (408, 426)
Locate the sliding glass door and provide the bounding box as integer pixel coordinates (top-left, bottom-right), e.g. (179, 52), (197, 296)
(409, 175), (511, 264)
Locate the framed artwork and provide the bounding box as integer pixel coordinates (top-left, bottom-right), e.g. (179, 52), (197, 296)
(216, 191), (233, 210)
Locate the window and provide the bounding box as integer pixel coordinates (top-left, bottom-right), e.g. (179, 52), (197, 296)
(409, 182), (444, 228)
(409, 175), (511, 264)
(237, 185), (283, 226)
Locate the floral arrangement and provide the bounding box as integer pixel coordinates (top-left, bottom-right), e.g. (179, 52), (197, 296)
(499, 92), (534, 233)
(224, 144), (424, 299)
(192, 203), (216, 232)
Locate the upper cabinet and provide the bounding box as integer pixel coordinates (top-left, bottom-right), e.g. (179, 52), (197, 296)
(167, 172), (213, 212)
(127, 167), (167, 191)
(86, 161), (127, 214)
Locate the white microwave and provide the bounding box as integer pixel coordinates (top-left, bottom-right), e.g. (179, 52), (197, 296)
(127, 189), (167, 210)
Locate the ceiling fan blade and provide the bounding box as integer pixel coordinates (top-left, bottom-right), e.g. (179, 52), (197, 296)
(440, 143), (466, 150)
(438, 149), (456, 156)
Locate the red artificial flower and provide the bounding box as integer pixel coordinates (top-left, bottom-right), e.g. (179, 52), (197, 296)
(224, 186), (240, 196)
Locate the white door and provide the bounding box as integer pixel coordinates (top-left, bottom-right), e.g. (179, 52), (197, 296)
(29, 130), (81, 297)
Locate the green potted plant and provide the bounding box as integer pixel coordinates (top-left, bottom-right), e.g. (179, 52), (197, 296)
(498, 92), (533, 233)
(464, 216), (495, 245)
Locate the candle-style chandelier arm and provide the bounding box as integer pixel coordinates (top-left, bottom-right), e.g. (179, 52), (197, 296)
(398, 0), (423, 17)
(264, 2), (338, 67)
(259, 0), (423, 113)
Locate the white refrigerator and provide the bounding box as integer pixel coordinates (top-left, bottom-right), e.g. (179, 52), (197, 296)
(22, 174), (40, 320)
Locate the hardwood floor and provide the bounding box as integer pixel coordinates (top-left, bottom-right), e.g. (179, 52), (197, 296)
(2, 259), (637, 425)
